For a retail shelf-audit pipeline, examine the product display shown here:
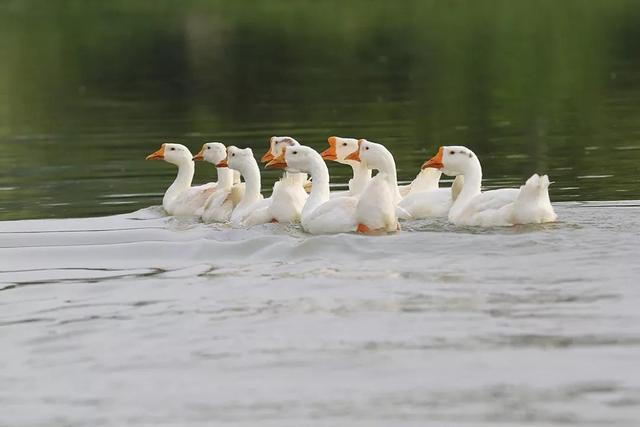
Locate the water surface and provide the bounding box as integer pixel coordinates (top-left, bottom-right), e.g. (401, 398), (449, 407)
(2, 203), (640, 425)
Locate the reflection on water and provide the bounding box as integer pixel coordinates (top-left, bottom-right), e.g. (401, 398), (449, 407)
(1, 1), (640, 219)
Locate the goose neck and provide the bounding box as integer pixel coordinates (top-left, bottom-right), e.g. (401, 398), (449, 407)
(350, 163), (372, 194)
(167, 159), (194, 195)
(285, 171), (307, 185)
(303, 154), (331, 215)
(239, 161), (261, 200)
(449, 158), (483, 218)
(216, 167), (234, 190)
(372, 151), (401, 202)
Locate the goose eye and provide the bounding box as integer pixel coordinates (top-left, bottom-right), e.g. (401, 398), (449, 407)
(170, 147), (176, 151)
(292, 151), (298, 154)
(365, 147), (369, 150)
(450, 150), (455, 155)
(207, 146), (210, 150)
(231, 153), (235, 157)
(342, 143), (347, 146)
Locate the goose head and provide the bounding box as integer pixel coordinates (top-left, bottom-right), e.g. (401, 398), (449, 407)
(226, 146), (255, 172)
(146, 143), (193, 166)
(265, 145), (317, 174)
(345, 139), (395, 171)
(321, 136), (360, 166)
(261, 136), (300, 163)
(192, 142), (227, 166)
(422, 146), (477, 176)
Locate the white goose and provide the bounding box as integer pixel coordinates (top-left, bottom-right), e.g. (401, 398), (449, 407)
(396, 172), (463, 219)
(321, 136), (457, 203)
(267, 146), (396, 234)
(146, 143), (216, 216)
(321, 136), (372, 196)
(193, 142), (245, 223)
(266, 146), (357, 234)
(399, 167), (463, 197)
(260, 136), (308, 223)
(345, 139), (400, 233)
(396, 165), (465, 219)
(423, 146), (557, 226)
(224, 146), (272, 227)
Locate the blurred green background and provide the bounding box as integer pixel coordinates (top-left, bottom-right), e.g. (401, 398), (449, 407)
(1, 0), (639, 220)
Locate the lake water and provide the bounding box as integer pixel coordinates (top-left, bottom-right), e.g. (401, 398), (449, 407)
(1, 2), (640, 426)
(2, 203), (640, 426)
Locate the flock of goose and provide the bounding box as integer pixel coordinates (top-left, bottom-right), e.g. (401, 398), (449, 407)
(145, 136), (557, 234)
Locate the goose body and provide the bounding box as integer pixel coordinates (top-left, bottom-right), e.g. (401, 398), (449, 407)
(423, 146), (557, 226)
(169, 184), (217, 217)
(321, 136), (460, 213)
(201, 186), (244, 223)
(396, 169), (465, 219)
(268, 174), (308, 222)
(396, 188), (455, 219)
(225, 146), (272, 227)
(267, 145), (359, 234)
(261, 136), (308, 222)
(346, 139), (400, 233)
(355, 174), (397, 232)
(146, 143), (216, 216)
(193, 142), (245, 223)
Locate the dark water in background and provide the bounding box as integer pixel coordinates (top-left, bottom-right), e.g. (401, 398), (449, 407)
(0, 1), (639, 220)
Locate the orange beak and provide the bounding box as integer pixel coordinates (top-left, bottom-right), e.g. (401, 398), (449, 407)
(216, 157), (228, 168)
(422, 147), (444, 170)
(193, 146), (205, 161)
(265, 150), (287, 170)
(320, 136), (338, 161)
(262, 137), (276, 162)
(146, 144), (165, 160)
(345, 140), (362, 162)
(261, 148), (274, 163)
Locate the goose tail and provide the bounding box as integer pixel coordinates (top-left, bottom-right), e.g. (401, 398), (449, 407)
(512, 174), (557, 223)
